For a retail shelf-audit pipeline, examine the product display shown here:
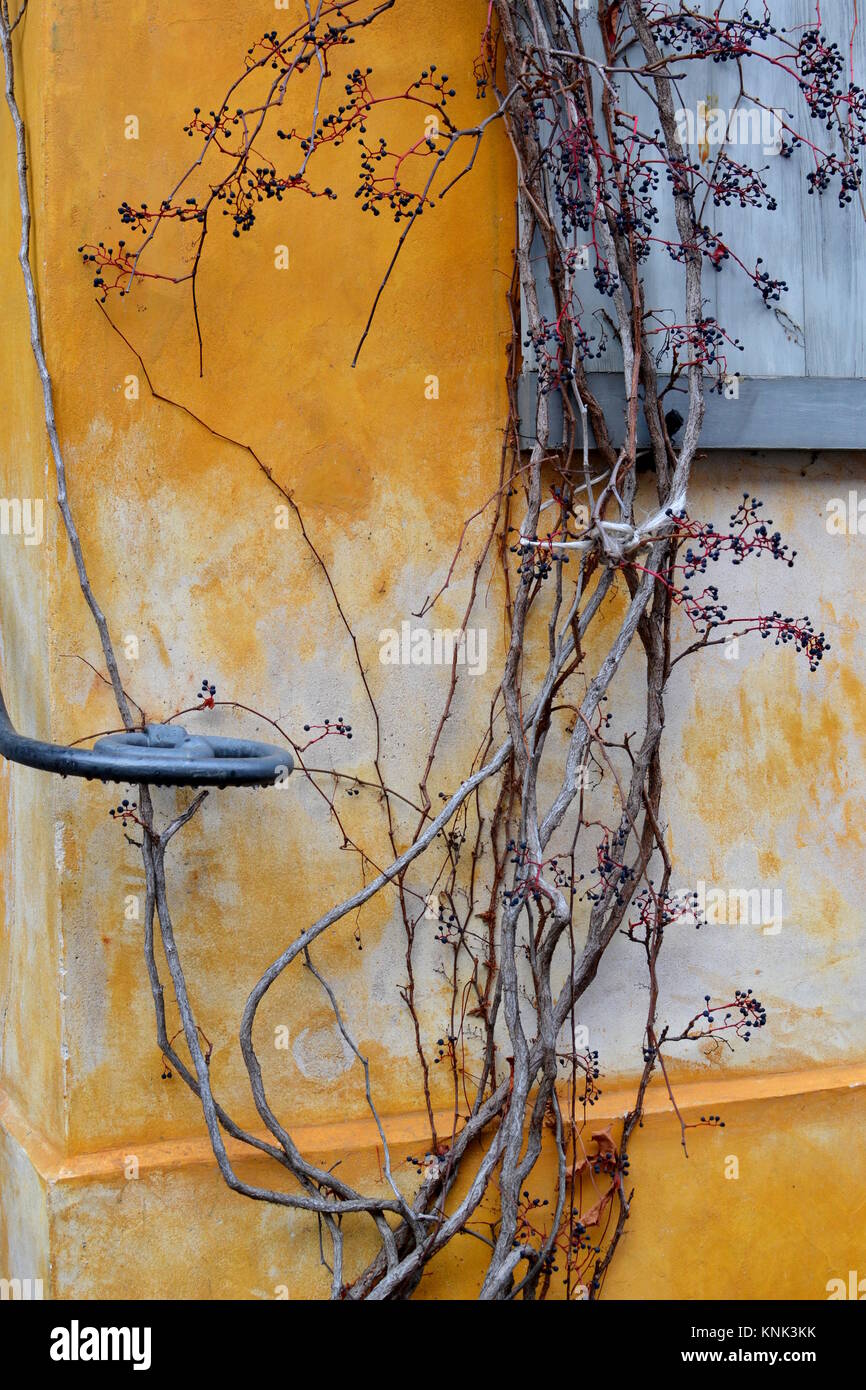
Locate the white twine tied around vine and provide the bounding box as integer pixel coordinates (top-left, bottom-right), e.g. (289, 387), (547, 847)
(519, 489), (687, 564)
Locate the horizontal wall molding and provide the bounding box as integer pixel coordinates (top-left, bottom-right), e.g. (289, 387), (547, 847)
(3, 1061), (866, 1185)
(518, 373), (866, 451)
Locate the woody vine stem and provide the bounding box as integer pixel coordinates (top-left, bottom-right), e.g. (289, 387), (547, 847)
(1, 0), (855, 1298)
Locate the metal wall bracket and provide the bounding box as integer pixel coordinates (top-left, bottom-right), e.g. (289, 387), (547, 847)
(0, 689), (291, 788)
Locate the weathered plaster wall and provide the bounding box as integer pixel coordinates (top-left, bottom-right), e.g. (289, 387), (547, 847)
(1, 0), (864, 1300)
(0, 3), (63, 1290)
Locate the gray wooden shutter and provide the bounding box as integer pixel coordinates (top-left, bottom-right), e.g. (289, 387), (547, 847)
(519, 0), (866, 449)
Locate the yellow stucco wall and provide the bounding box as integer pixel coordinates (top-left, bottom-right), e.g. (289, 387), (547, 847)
(1, 0), (865, 1299)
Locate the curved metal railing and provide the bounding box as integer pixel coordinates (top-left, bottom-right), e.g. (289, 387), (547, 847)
(0, 685), (291, 788)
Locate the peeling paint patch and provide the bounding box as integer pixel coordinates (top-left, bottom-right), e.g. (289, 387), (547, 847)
(292, 1024), (356, 1082)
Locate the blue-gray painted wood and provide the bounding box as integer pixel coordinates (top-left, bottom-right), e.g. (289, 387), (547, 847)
(521, 0), (866, 440)
(799, 0), (866, 378)
(518, 373), (866, 450)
